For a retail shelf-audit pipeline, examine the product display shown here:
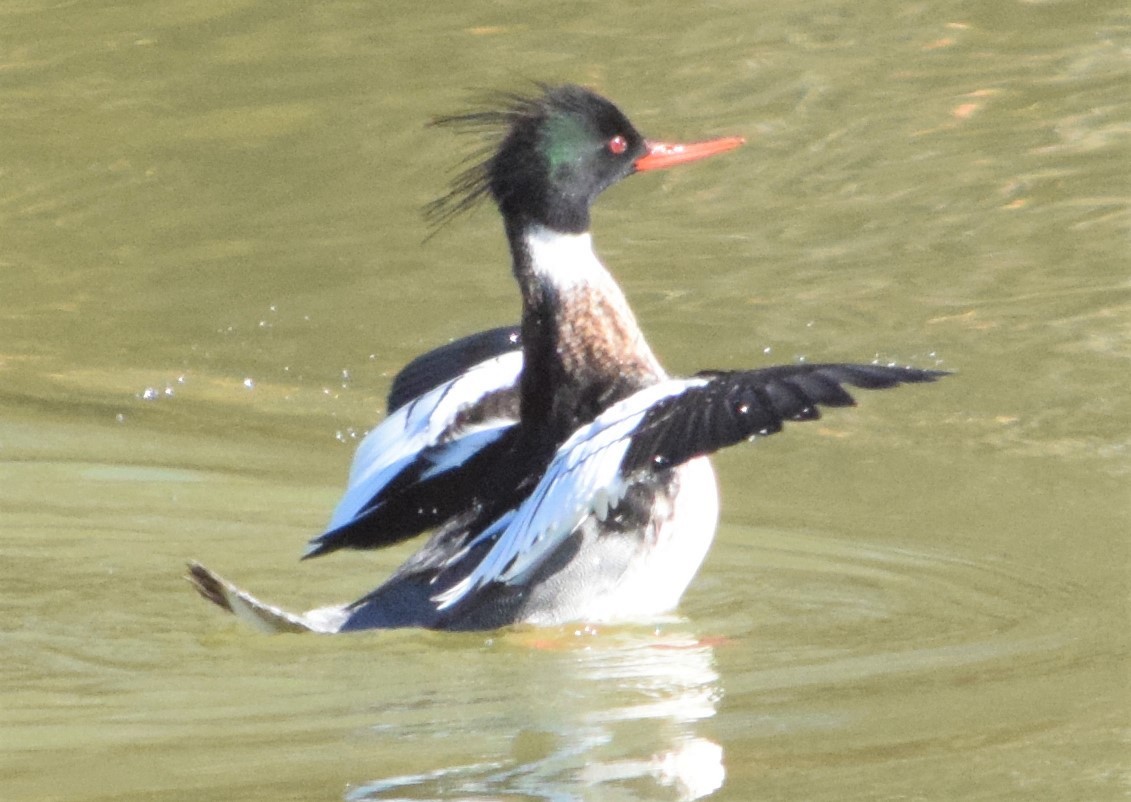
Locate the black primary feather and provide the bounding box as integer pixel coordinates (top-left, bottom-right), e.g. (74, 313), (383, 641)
(621, 364), (947, 474)
(301, 424), (530, 559)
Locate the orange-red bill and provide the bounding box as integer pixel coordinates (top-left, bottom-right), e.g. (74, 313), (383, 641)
(634, 136), (745, 172)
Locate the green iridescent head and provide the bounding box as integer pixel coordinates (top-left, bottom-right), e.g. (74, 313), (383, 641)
(429, 84), (647, 234)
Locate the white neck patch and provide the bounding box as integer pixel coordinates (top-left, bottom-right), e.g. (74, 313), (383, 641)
(521, 223), (663, 379)
(524, 225), (613, 292)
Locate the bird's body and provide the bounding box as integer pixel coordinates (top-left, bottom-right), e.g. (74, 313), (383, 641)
(188, 85), (944, 633)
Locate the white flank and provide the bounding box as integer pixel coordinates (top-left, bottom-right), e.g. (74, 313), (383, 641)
(433, 377), (709, 609)
(328, 350), (522, 529)
(573, 456), (719, 622)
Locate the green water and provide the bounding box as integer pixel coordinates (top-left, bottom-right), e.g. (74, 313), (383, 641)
(2, 1), (1128, 800)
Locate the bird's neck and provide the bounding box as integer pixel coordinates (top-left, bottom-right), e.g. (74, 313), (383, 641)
(506, 219), (665, 439)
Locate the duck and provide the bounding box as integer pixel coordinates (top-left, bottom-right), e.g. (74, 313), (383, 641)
(188, 84), (945, 633)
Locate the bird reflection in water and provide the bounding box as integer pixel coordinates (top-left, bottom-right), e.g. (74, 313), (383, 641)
(346, 629), (725, 801)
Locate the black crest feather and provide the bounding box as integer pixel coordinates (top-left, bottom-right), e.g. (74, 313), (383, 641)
(424, 84), (603, 231)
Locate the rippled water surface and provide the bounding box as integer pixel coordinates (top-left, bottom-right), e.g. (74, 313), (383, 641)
(2, 1), (1128, 800)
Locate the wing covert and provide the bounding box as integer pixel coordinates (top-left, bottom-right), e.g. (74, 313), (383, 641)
(387, 326), (521, 412)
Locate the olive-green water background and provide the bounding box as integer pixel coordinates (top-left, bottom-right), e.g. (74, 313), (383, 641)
(2, 2), (1128, 800)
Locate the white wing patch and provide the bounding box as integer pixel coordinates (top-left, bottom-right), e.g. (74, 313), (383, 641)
(328, 350), (522, 529)
(417, 425), (511, 482)
(433, 377), (709, 609)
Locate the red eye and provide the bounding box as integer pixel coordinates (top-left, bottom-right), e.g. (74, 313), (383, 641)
(608, 135), (628, 155)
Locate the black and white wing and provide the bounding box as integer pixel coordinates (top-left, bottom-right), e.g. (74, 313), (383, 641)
(386, 326), (521, 412)
(434, 363), (945, 609)
(303, 327), (523, 559)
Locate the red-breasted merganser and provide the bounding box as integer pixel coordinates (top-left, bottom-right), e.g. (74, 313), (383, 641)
(188, 84), (945, 633)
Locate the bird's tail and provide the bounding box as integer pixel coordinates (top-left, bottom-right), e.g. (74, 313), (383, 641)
(185, 561), (347, 634)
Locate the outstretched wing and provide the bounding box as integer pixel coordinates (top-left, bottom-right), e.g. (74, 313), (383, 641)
(434, 363), (945, 609)
(304, 329), (524, 559)
(386, 325), (521, 412)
